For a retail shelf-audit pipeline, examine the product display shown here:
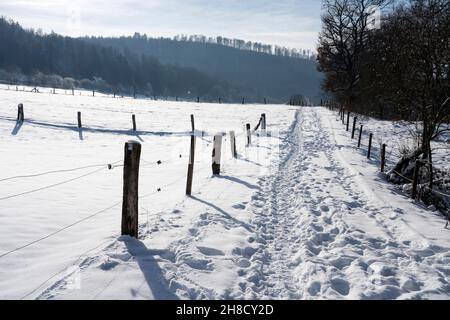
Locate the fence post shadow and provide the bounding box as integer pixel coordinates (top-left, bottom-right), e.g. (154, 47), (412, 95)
(11, 120), (23, 135)
(188, 195), (253, 232)
(78, 128), (84, 140)
(123, 237), (179, 300)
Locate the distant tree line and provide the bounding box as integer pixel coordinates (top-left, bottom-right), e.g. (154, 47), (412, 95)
(169, 34), (316, 60)
(124, 32), (316, 60)
(0, 17), (247, 100)
(84, 35), (323, 103)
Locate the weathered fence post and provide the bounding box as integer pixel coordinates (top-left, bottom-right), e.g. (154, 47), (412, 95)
(264, 98), (267, 105)
(229, 131), (237, 158)
(242, 98), (245, 105)
(352, 117), (357, 139)
(77, 112), (82, 128)
(261, 113), (266, 130)
(219, 97), (222, 104)
(186, 133), (196, 195)
(121, 140), (141, 238)
(367, 133), (373, 159)
(358, 125), (363, 148)
(412, 160), (421, 199)
(212, 134), (223, 175)
(132, 114), (136, 131)
(17, 104), (24, 122)
(190, 114), (195, 133)
(381, 143), (386, 173)
(246, 123), (251, 145)
(197, 97), (200, 103)
(342, 109), (345, 124)
(93, 90), (95, 97)
(346, 111), (350, 131)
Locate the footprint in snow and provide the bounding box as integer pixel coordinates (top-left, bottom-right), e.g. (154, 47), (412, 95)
(232, 203), (247, 210)
(331, 278), (350, 296)
(197, 246), (225, 256)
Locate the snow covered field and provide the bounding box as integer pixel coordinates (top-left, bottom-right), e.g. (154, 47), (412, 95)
(0, 86), (449, 300)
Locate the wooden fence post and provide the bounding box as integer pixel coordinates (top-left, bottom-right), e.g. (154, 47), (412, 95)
(261, 113), (266, 130)
(246, 123), (251, 145)
(219, 97), (222, 104)
(342, 109), (345, 124)
(381, 143), (386, 173)
(264, 98), (267, 105)
(186, 133), (196, 195)
(93, 90), (95, 97)
(132, 114), (136, 131)
(121, 141), (141, 238)
(358, 125), (363, 148)
(17, 104), (24, 122)
(346, 111), (350, 131)
(212, 134), (223, 175)
(367, 133), (373, 159)
(190, 114), (195, 133)
(242, 98), (245, 105)
(197, 97), (200, 103)
(412, 160), (421, 199)
(352, 117), (357, 139)
(229, 131), (237, 158)
(77, 112), (82, 128)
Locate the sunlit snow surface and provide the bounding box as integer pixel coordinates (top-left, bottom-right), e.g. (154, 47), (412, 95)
(0, 85), (449, 300)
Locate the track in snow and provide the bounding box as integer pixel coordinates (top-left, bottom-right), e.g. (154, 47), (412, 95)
(32, 106), (450, 300)
(231, 107), (450, 299)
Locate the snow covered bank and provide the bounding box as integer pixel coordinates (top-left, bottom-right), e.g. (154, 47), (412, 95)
(0, 90), (449, 300)
(0, 88), (294, 299)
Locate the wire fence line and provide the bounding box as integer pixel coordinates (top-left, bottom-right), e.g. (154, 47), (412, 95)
(330, 107), (450, 201)
(0, 160), (123, 183)
(0, 166), (110, 202)
(0, 125), (260, 259)
(19, 234), (120, 300)
(0, 200), (122, 260)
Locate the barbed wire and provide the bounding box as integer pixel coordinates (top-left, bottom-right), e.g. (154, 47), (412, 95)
(0, 166), (111, 202)
(0, 160), (122, 182)
(19, 234), (119, 300)
(0, 200), (122, 260)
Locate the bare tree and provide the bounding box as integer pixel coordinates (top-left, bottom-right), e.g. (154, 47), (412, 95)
(317, 0), (392, 110)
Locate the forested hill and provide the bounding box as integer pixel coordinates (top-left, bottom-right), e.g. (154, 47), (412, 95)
(0, 17), (323, 103)
(83, 35), (324, 103)
(0, 18), (241, 101)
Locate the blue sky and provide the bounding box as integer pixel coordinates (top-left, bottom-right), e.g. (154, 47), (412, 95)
(0, 0), (322, 51)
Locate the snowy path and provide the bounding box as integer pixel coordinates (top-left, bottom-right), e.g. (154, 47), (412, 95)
(8, 96), (448, 300)
(232, 107), (450, 299)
